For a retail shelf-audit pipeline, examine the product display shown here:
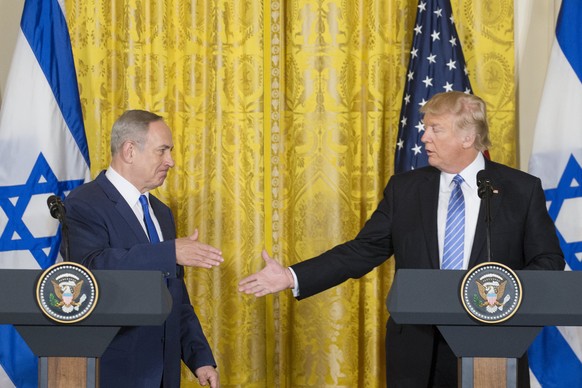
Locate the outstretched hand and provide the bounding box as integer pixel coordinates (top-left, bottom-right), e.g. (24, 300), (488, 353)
(238, 249), (295, 297)
(175, 228), (224, 268)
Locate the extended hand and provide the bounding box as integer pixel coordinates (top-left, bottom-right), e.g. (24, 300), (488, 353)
(195, 365), (219, 388)
(238, 249), (294, 296)
(175, 229), (224, 268)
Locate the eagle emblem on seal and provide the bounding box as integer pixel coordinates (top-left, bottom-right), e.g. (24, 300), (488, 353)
(50, 276), (87, 313)
(476, 278), (511, 313)
(461, 262), (522, 323)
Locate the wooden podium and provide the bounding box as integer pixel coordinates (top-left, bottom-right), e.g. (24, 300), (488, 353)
(0, 269), (172, 387)
(387, 269), (582, 387)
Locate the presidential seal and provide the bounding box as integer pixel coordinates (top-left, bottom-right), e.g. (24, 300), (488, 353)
(460, 262), (522, 324)
(36, 262), (99, 324)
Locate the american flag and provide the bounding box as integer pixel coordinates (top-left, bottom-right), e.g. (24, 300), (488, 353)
(394, 0), (472, 174)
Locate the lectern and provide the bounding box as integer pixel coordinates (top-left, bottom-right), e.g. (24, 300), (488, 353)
(387, 269), (582, 387)
(0, 269), (172, 387)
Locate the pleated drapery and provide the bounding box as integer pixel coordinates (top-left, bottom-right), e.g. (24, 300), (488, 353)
(65, 0), (515, 386)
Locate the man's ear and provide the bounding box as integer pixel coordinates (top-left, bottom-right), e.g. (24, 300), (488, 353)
(462, 132), (476, 149)
(120, 141), (135, 163)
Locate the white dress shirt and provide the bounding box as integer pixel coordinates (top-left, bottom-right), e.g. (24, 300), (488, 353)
(437, 153), (485, 269)
(105, 167), (164, 241)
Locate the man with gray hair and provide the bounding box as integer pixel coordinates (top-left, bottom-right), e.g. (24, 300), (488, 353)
(64, 110), (222, 388)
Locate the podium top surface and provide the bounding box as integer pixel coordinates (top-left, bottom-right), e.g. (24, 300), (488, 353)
(0, 269), (172, 327)
(387, 269), (582, 327)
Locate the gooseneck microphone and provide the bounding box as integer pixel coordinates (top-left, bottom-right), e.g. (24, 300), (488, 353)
(47, 195), (65, 221)
(476, 170), (495, 262)
(47, 195), (69, 261)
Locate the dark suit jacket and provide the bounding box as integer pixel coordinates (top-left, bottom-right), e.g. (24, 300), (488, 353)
(63, 171), (216, 388)
(291, 159), (564, 387)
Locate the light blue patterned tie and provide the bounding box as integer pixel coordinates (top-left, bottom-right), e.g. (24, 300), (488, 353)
(442, 175), (464, 269)
(139, 195), (160, 243)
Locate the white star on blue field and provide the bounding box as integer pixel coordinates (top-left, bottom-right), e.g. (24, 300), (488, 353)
(0, 153), (84, 269)
(544, 154), (582, 271)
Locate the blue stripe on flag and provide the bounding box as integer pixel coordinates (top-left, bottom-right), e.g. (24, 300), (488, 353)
(0, 1), (90, 386)
(543, 154), (582, 271)
(529, 326), (582, 387)
(527, 0), (582, 384)
(556, 0), (582, 82)
(0, 326), (37, 388)
(20, 0), (90, 166)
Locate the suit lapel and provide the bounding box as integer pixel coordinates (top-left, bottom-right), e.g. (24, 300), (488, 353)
(95, 172), (150, 243)
(419, 169), (441, 269)
(149, 196), (175, 241)
(469, 204), (487, 267)
(468, 160), (503, 267)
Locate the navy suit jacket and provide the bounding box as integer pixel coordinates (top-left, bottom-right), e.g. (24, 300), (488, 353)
(291, 159), (564, 387)
(63, 171), (216, 388)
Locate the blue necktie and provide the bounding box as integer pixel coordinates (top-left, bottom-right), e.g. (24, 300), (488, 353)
(139, 195), (160, 243)
(442, 175), (464, 270)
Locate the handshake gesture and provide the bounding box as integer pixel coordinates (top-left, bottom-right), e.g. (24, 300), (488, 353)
(238, 249), (295, 296)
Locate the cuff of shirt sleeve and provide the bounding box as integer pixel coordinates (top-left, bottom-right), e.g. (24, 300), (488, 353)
(288, 267), (300, 297)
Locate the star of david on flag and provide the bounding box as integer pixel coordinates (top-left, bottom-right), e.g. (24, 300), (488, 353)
(527, 0), (582, 385)
(0, 0), (90, 386)
(394, 0), (472, 174)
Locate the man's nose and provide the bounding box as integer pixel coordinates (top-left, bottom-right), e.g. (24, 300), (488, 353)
(166, 154), (175, 167)
(420, 131), (429, 143)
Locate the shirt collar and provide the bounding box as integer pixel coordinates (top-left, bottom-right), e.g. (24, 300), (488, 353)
(105, 166), (148, 207)
(441, 152), (486, 190)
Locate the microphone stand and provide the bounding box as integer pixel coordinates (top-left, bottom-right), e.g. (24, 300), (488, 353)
(478, 179), (494, 262)
(60, 216), (70, 262)
(47, 196), (70, 262)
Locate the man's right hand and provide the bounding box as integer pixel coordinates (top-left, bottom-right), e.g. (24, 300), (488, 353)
(175, 229), (224, 268)
(238, 249), (295, 297)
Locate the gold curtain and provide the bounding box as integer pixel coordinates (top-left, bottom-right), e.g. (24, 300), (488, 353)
(65, 0), (515, 387)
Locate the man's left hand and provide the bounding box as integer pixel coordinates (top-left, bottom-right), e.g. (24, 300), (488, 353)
(195, 365), (219, 388)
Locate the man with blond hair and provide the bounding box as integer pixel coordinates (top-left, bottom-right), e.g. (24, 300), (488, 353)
(240, 92), (564, 387)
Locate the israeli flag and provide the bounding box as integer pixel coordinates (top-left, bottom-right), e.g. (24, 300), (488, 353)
(528, 0), (582, 386)
(0, 0), (90, 386)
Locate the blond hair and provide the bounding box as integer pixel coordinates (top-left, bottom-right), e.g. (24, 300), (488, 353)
(420, 91), (491, 151)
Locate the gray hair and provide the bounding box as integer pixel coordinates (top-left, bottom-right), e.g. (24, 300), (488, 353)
(420, 91), (492, 151)
(110, 110), (164, 156)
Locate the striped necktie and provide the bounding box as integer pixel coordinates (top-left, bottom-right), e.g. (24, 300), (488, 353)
(442, 175), (464, 269)
(139, 195), (160, 243)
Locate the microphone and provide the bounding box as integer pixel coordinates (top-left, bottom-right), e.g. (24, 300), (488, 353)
(476, 170), (495, 262)
(477, 170), (494, 199)
(47, 195), (66, 221)
(47, 195), (70, 261)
